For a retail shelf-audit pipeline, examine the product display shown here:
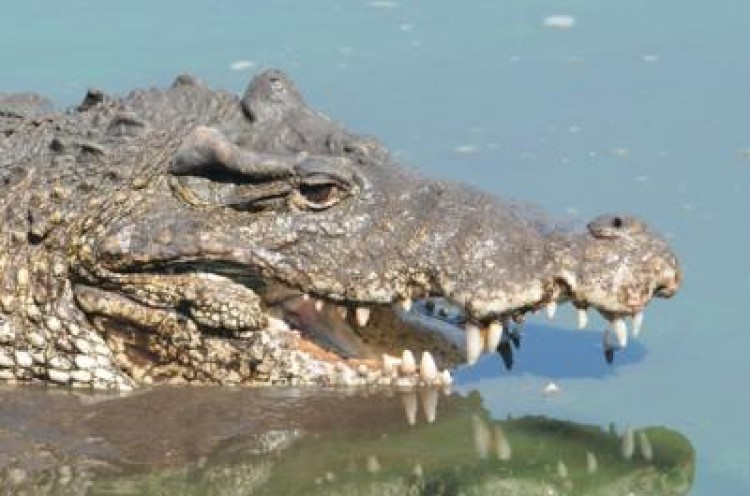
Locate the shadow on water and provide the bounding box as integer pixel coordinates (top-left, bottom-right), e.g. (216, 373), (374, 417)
(456, 323), (647, 383)
(0, 385), (692, 495)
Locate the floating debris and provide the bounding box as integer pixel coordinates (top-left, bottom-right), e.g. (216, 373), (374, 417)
(543, 382), (560, 395)
(610, 147), (630, 157)
(543, 15), (576, 29)
(643, 54), (660, 63)
(369, 1), (397, 8)
(229, 60), (256, 71)
(453, 144), (479, 154)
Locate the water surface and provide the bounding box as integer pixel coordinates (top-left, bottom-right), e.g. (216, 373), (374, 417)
(1, 0), (747, 493)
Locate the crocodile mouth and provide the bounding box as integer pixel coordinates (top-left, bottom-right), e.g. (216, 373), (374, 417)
(77, 253), (677, 388)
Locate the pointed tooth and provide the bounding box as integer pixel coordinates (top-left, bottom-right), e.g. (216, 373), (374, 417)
(602, 329), (617, 363)
(465, 324), (482, 365)
(632, 311), (644, 337)
(314, 299), (324, 312)
(621, 427), (635, 459)
(401, 350), (416, 375)
(493, 425), (512, 461)
(419, 351), (438, 383)
(576, 308), (588, 329)
(382, 354), (401, 374)
(439, 369), (453, 386)
(545, 301), (557, 319)
(302, 293), (310, 300)
(398, 297), (413, 312)
(419, 388), (438, 423)
(471, 414), (491, 459)
(586, 451), (598, 473)
(355, 307), (371, 327)
(402, 392), (418, 426)
(612, 318), (628, 347)
(485, 321), (503, 352)
(638, 431), (653, 460)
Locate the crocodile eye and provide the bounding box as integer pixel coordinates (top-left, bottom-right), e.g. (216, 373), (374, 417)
(300, 183), (338, 204)
(291, 156), (357, 210)
(294, 177), (349, 210)
(587, 214), (642, 239)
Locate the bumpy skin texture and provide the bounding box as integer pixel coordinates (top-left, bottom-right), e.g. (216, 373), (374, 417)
(0, 71), (681, 389)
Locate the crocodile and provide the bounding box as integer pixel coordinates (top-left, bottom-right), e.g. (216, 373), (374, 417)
(0, 70), (682, 389)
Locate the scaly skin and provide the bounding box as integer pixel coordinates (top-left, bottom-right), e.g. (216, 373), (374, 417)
(0, 71), (681, 389)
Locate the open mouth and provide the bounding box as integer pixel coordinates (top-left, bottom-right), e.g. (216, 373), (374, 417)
(74, 255), (676, 389)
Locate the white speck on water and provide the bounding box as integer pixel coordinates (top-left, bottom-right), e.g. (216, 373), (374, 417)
(561, 157), (571, 164)
(610, 147), (630, 157)
(565, 206), (579, 216)
(568, 125), (581, 134)
(543, 15), (576, 29)
(659, 150), (670, 158)
(510, 55), (522, 63)
(399, 23), (413, 32)
(229, 60), (256, 71)
(369, 1), (397, 9)
(338, 46), (354, 55)
(643, 54), (660, 63)
(588, 151), (598, 158)
(635, 175), (650, 182)
(543, 382), (561, 395)
(454, 144), (479, 154)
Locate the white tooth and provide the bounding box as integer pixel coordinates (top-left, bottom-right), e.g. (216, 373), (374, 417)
(402, 392), (418, 426)
(355, 307), (371, 327)
(465, 324), (482, 365)
(602, 328), (617, 350)
(586, 451), (598, 473)
(439, 369), (453, 386)
(419, 351), (438, 383)
(638, 431), (653, 461)
(485, 321), (503, 352)
(302, 293), (310, 300)
(472, 414), (491, 459)
(315, 299), (324, 312)
(632, 311), (644, 337)
(613, 318), (628, 347)
(420, 388), (438, 423)
(398, 297), (413, 312)
(382, 354), (401, 374)
(576, 308), (588, 329)
(401, 350), (416, 375)
(621, 427), (635, 459)
(493, 426), (512, 461)
(545, 301), (557, 319)
(366, 455), (381, 474)
(266, 317), (290, 332)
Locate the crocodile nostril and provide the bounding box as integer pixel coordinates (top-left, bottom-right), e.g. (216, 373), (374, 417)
(655, 271), (681, 298)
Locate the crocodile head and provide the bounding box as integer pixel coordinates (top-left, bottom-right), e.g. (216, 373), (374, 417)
(2, 70), (677, 389)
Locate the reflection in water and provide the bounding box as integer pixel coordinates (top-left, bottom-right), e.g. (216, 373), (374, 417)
(0, 386), (694, 495)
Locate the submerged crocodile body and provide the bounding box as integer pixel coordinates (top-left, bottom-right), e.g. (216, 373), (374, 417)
(0, 71), (681, 390)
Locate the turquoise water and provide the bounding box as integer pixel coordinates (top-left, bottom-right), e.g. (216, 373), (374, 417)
(2, 1), (748, 493)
